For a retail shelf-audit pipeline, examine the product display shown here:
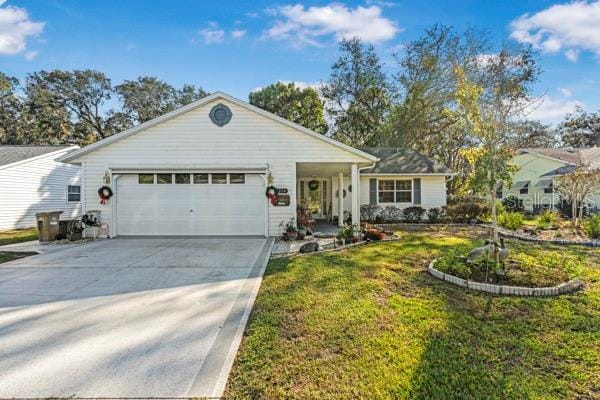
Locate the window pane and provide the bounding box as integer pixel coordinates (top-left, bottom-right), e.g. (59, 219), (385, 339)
(157, 174), (172, 184)
(67, 185), (81, 202)
(230, 173), (245, 184)
(378, 180), (394, 190)
(378, 191), (394, 203)
(175, 173), (190, 184)
(396, 180), (412, 190)
(520, 188), (528, 194)
(193, 174), (209, 184)
(396, 191), (412, 203)
(138, 174), (154, 184)
(212, 173), (227, 184)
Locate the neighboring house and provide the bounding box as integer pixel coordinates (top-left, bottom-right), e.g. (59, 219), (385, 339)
(0, 145), (82, 230)
(59, 92), (452, 237)
(501, 148), (600, 212)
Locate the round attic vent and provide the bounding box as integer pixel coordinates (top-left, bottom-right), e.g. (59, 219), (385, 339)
(209, 103), (232, 127)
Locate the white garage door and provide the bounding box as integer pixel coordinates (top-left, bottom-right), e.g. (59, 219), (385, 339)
(116, 173), (265, 236)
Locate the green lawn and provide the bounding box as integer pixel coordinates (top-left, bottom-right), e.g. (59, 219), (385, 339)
(0, 251), (37, 264)
(225, 226), (600, 399)
(0, 227), (38, 246)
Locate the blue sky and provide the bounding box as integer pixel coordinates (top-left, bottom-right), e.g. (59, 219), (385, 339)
(1, 0), (599, 125)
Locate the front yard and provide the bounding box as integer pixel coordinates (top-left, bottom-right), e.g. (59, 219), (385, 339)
(0, 227), (38, 246)
(225, 226), (600, 399)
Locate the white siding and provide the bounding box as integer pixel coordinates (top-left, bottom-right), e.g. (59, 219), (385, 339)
(0, 149), (81, 230)
(76, 98), (370, 236)
(359, 176), (447, 209)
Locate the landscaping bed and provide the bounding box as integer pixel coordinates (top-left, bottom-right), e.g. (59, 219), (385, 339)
(225, 226), (600, 399)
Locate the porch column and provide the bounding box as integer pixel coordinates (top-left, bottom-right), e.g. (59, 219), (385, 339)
(338, 172), (344, 227)
(351, 163), (359, 227)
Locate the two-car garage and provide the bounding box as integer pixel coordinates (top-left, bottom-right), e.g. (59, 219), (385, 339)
(115, 172), (266, 236)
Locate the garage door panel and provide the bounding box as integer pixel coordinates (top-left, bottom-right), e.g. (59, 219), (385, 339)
(117, 174), (265, 236)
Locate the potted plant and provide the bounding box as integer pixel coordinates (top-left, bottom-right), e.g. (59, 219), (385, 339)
(282, 217), (298, 241)
(338, 224), (355, 245)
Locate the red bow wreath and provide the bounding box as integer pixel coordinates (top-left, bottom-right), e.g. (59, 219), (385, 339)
(265, 186), (278, 205)
(98, 186), (114, 205)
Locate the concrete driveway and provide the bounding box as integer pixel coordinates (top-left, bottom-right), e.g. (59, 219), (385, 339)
(0, 237), (273, 398)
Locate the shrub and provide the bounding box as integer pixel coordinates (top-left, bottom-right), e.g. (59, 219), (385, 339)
(363, 228), (386, 241)
(435, 250), (470, 279)
(427, 207), (444, 223)
(536, 209), (558, 230)
(502, 194), (524, 212)
(583, 214), (600, 239)
(360, 204), (382, 222)
(446, 196), (489, 223)
(381, 206), (402, 222)
(498, 212), (524, 230)
(402, 206), (426, 222)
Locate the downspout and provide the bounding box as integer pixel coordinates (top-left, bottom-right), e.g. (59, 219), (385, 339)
(357, 160), (379, 224)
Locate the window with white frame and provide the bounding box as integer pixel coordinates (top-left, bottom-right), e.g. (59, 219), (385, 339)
(67, 185), (81, 202)
(378, 179), (412, 203)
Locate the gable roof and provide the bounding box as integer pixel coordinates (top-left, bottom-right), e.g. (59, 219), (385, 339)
(519, 148), (581, 165)
(520, 147), (600, 173)
(59, 92), (377, 164)
(359, 147), (453, 175)
(0, 145), (75, 168)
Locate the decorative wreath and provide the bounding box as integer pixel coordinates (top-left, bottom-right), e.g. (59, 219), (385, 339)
(348, 184), (352, 193)
(308, 180), (319, 191)
(265, 185), (278, 205)
(336, 189), (347, 198)
(98, 186), (114, 205)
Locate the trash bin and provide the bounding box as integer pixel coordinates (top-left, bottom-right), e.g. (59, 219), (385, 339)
(36, 211), (63, 242)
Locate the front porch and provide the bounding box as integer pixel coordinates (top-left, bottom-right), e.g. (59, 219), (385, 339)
(296, 162), (362, 228)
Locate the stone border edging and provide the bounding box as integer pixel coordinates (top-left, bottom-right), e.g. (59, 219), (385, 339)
(493, 226), (600, 247)
(428, 259), (583, 296)
(270, 237), (402, 259)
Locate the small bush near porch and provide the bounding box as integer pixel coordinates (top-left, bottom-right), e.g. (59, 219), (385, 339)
(225, 226), (599, 399)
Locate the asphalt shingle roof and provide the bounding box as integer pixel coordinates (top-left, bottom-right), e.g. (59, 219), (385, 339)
(359, 147), (453, 174)
(0, 145), (72, 167)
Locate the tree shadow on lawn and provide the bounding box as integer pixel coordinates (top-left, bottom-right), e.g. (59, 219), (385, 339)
(232, 229), (599, 399)
(402, 234), (600, 399)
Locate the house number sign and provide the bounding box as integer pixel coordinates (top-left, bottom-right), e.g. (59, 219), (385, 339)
(274, 194), (290, 206)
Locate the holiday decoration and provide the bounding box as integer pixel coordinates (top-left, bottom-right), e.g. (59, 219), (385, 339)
(308, 180), (319, 191)
(98, 186), (114, 205)
(336, 189), (347, 198)
(265, 186), (277, 205)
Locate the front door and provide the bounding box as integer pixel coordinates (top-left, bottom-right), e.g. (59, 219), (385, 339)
(298, 178), (329, 219)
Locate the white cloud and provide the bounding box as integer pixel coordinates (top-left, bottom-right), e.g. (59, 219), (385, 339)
(527, 94), (583, 123)
(510, 1), (600, 61)
(559, 87), (573, 97)
(0, 2), (44, 55)
(198, 27), (225, 44)
(231, 29), (246, 39)
(24, 50), (37, 60)
(264, 3), (399, 46)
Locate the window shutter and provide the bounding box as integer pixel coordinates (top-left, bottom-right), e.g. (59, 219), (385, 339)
(413, 178), (421, 205)
(369, 179), (377, 205)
